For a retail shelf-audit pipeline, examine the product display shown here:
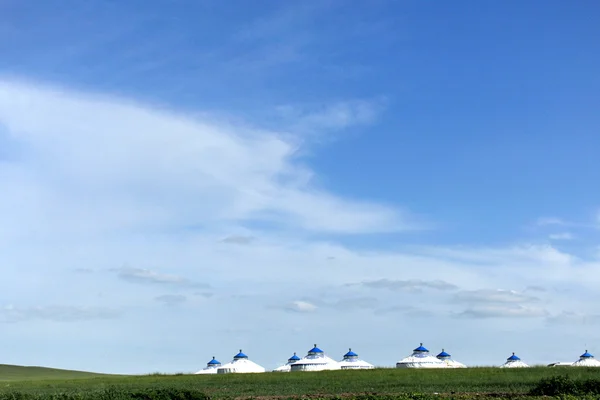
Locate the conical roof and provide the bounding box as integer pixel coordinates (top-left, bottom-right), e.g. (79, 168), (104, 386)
(234, 350), (248, 359)
(396, 343), (446, 369)
(580, 350), (594, 358)
(436, 349), (451, 359)
(572, 350), (600, 367)
(207, 356), (221, 366)
(308, 344), (324, 354)
(217, 350), (265, 374)
(194, 356), (222, 374)
(414, 343), (429, 352)
(273, 352), (302, 372)
(500, 353), (529, 368)
(338, 348), (374, 370)
(344, 348), (359, 359)
(290, 344), (340, 372)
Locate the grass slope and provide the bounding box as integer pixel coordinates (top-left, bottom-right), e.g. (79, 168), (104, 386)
(1, 367), (600, 397)
(0, 364), (110, 382)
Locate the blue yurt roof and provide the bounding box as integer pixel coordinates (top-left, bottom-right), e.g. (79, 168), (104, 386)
(207, 356), (221, 365)
(344, 348), (358, 357)
(413, 343), (429, 352)
(288, 352), (301, 361)
(581, 350), (594, 358)
(507, 353), (520, 361)
(234, 350), (248, 359)
(437, 350), (451, 358)
(308, 344), (324, 353)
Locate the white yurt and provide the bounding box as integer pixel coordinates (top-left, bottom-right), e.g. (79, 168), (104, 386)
(273, 352), (301, 372)
(499, 353), (529, 368)
(338, 348), (375, 370)
(195, 356), (222, 374)
(436, 349), (466, 368)
(396, 343), (446, 369)
(572, 350), (600, 367)
(290, 344), (341, 372)
(217, 350), (266, 374)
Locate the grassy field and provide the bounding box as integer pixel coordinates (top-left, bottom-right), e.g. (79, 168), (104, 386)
(1, 366), (600, 398)
(0, 364), (111, 382)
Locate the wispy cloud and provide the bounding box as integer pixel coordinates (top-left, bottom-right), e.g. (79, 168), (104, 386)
(154, 294), (187, 307)
(112, 267), (209, 289)
(374, 305), (433, 318)
(453, 289), (540, 304)
(0, 305), (121, 323)
(283, 300), (318, 313)
(348, 278), (458, 292)
(274, 98), (386, 134)
(0, 79), (415, 236)
(458, 305), (548, 319)
(537, 217), (565, 226)
(220, 235), (255, 245)
(549, 232), (574, 240)
(546, 311), (600, 326)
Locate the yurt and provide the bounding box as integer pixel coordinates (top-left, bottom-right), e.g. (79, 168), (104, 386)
(217, 350), (266, 374)
(273, 352), (301, 372)
(195, 356), (222, 374)
(572, 350), (600, 367)
(396, 343), (446, 369)
(499, 353), (529, 368)
(436, 349), (466, 368)
(338, 348), (375, 370)
(290, 344), (341, 372)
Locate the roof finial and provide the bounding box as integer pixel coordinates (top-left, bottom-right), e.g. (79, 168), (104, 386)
(314, 343), (317, 347)
(349, 348), (351, 351)
(420, 342), (423, 346)
(239, 349), (242, 353)
(442, 348), (444, 352)
(512, 352), (515, 355)
(294, 352), (296, 355)
(212, 356), (215, 359)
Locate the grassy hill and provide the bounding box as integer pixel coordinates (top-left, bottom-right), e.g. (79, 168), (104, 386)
(0, 364), (111, 381)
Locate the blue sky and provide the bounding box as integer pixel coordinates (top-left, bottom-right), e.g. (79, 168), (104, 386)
(1, 0), (600, 373)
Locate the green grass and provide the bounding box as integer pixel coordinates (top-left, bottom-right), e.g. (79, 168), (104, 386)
(0, 364), (111, 382)
(1, 366), (600, 398)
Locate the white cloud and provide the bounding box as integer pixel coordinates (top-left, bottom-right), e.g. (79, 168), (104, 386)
(458, 305), (548, 319)
(285, 300), (317, 313)
(549, 232), (574, 240)
(274, 98), (386, 133)
(453, 289), (540, 304)
(537, 217), (565, 226)
(0, 79), (412, 236)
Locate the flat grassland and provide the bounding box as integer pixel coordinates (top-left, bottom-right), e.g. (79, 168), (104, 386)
(1, 365), (600, 398)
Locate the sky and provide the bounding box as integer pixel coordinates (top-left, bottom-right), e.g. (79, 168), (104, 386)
(1, 0), (600, 374)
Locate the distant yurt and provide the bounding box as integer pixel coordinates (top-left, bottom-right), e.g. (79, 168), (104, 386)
(499, 353), (529, 368)
(572, 350), (600, 367)
(195, 356), (222, 374)
(338, 348), (375, 370)
(396, 343), (446, 369)
(436, 349), (466, 368)
(217, 350), (266, 374)
(273, 352), (301, 372)
(290, 344), (341, 372)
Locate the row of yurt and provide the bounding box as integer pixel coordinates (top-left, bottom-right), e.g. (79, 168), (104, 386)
(195, 345), (600, 373)
(195, 350), (265, 374)
(502, 350), (600, 368)
(396, 343), (466, 369)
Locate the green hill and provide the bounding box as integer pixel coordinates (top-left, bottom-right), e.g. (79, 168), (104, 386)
(0, 364), (111, 381)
